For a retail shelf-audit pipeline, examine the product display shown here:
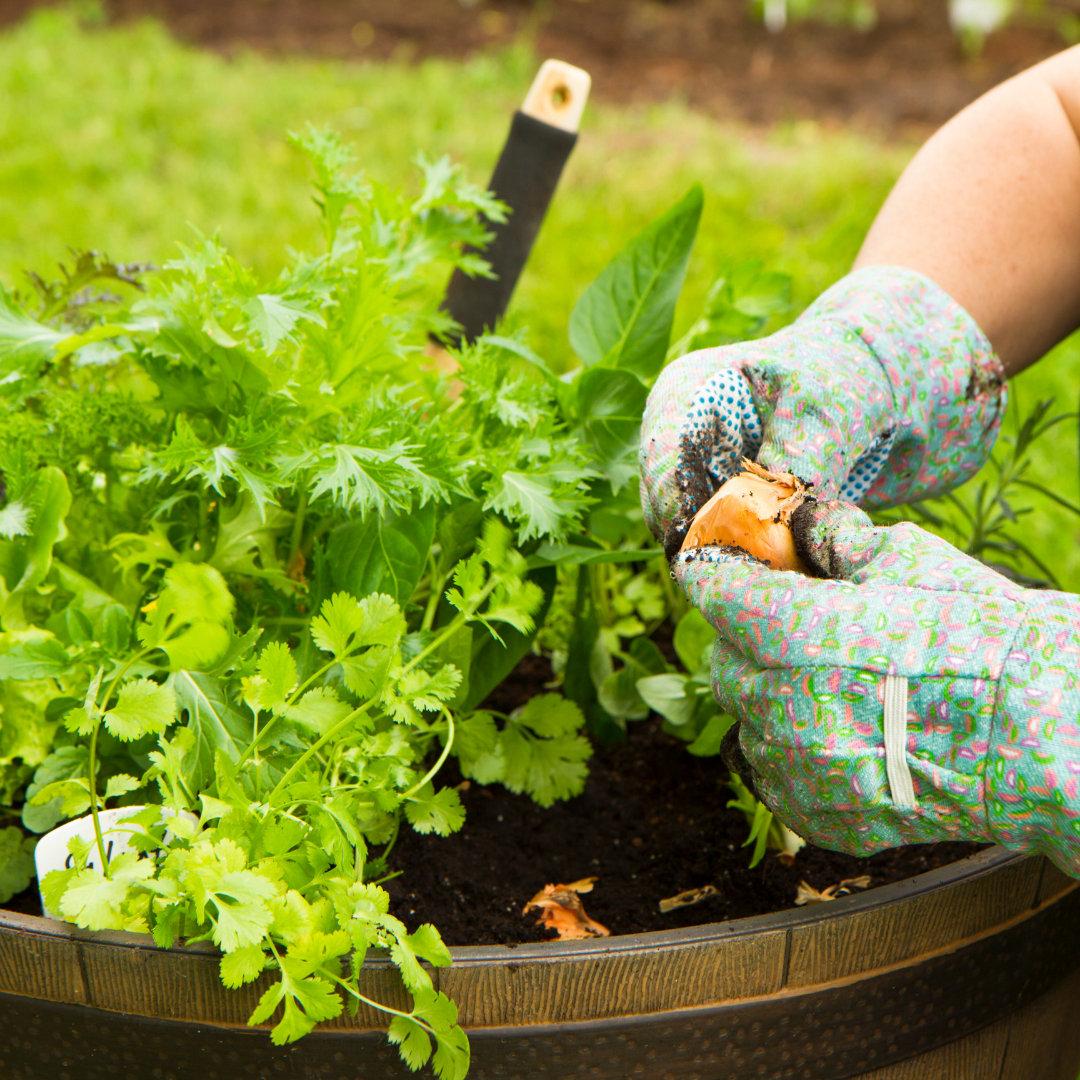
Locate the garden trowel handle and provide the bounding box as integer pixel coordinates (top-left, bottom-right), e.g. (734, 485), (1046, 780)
(441, 59), (591, 343)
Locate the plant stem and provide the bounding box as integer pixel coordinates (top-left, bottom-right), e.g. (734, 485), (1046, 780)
(86, 722), (109, 876)
(287, 488), (308, 572)
(401, 709), (455, 800)
(374, 816), (402, 870)
(85, 647), (153, 877)
(331, 974), (431, 1027)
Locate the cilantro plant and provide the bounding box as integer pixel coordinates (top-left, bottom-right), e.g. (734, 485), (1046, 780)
(0, 128), (612, 1078)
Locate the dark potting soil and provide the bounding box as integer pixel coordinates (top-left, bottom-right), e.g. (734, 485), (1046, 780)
(0, 652), (987, 939)
(382, 650), (987, 945)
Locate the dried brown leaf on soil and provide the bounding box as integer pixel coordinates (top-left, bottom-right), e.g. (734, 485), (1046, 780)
(794, 875), (872, 905)
(658, 884), (720, 913)
(522, 878), (610, 940)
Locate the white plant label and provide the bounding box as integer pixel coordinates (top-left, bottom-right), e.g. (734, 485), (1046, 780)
(35, 805), (197, 919)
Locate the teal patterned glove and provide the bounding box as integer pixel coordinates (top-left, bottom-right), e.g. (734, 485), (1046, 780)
(677, 504), (1080, 879)
(640, 266), (1007, 555)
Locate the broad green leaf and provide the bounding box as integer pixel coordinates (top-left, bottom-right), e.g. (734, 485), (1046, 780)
(597, 665), (648, 722)
(162, 622), (232, 672)
(159, 562), (235, 627)
(569, 184), (703, 380)
(0, 825), (35, 904)
(174, 671), (253, 794)
(673, 608), (716, 673)
(0, 288), (66, 374)
(527, 541), (657, 569)
(687, 712), (738, 757)
(327, 502), (435, 608)
(0, 467), (71, 629)
(0, 636), (71, 679)
(636, 673), (696, 726)
(574, 367), (649, 490)
(435, 501), (484, 575)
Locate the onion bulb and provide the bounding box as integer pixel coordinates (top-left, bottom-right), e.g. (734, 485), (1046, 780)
(680, 459), (812, 574)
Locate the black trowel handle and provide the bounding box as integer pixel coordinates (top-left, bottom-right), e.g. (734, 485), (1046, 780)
(441, 59), (591, 343)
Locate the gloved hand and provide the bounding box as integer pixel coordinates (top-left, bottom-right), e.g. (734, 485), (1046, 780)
(676, 501), (1080, 879)
(640, 266), (1007, 556)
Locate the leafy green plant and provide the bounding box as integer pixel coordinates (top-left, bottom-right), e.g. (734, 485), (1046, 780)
(725, 774), (805, 869)
(874, 395), (1080, 589)
(0, 126), (623, 1076)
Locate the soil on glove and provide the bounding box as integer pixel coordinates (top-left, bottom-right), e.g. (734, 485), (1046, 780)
(0, 650), (987, 938)
(0, 0), (1075, 130)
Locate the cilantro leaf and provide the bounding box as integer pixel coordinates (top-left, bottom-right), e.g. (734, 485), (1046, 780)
(103, 678), (175, 741)
(514, 693), (585, 738)
(387, 1015), (432, 1071)
(403, 784), (465, 837)
(220, 944), (268, 989)
(310, 592), (404, 659)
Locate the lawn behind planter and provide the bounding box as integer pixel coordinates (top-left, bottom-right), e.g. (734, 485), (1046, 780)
(1, 6), (1079, 588)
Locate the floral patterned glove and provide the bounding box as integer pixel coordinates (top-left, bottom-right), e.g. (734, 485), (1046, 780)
(677, 503), (1080, 879)
(640, 266), (1007, 555)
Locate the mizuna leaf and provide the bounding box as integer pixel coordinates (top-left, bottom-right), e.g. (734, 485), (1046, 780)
(244, 294), (323, 353)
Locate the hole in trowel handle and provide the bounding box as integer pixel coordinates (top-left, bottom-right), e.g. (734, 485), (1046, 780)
(520, 59), (592, 133)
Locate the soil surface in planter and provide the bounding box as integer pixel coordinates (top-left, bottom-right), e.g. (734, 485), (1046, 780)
(0, 0), (1073, 131)
(383, 655), (987, 946)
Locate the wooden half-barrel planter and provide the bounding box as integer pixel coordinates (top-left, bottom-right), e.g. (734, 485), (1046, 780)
(1, 846), (1078, 1080)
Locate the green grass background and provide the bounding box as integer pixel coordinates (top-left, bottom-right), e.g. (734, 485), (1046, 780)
(2, 5), (1079, 589)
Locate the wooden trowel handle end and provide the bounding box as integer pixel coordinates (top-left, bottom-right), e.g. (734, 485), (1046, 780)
(520, 59), (592, 133)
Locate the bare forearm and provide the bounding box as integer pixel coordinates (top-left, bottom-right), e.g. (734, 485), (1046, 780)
(855, 46), (1080, 375)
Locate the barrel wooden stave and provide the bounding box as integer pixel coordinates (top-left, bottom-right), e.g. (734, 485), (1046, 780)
(0, 848), (1077, 1080)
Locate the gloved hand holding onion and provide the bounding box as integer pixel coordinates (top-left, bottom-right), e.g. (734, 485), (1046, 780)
(641, 264), (1080, 879)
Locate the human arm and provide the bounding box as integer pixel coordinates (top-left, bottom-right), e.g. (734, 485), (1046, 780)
(856, 45), (1080, 375)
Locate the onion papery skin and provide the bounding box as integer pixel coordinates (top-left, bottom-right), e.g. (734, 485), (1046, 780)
(680, 463), (812, 575)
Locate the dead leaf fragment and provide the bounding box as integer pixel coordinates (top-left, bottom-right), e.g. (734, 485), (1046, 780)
(522, 878), (609, 940)
(794, 875), (872, 906)
(658, 884), (720, 914)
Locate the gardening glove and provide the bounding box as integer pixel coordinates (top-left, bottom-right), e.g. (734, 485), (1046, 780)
(676, 502), (1080, 880)
(640, 265), (1007, 556)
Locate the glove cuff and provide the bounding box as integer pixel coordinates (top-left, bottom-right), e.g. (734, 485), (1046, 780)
(987, 588), (1080, 876)
(800, 266), (1007, 508)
